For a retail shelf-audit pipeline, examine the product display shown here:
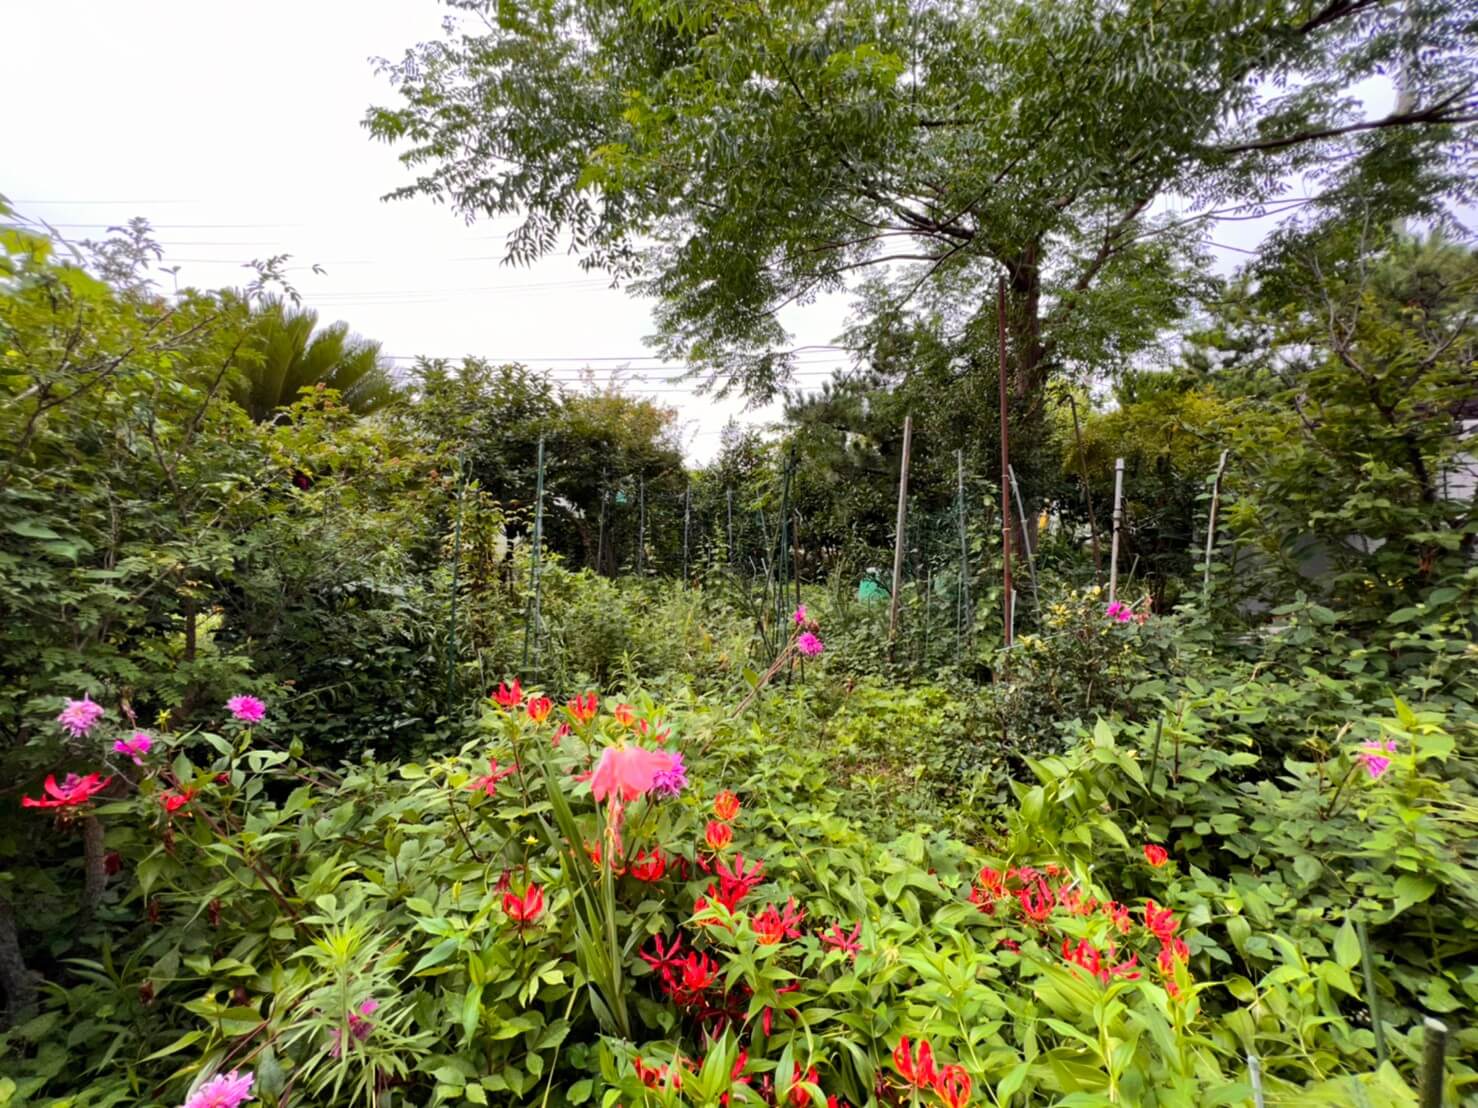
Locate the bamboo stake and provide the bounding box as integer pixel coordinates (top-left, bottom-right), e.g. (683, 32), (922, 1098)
(1108, 457), (1125, 604)
(637, 473), (646, 576)
(1247, 1054), (1266, 1108)
(888, 414), (914, 649)
(997, 278), (1013, 649)
(682, 481), (692, 585)
(1067, 393), (1103, 580)
(955, 448), (972, 659)
(1202, 448), (1230, 598)
(726, 487), (734, 566)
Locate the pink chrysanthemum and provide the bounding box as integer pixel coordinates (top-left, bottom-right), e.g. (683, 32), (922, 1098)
(796, 632), (825, 657)
(57, 696), (105, 738)
(114, 732), (153, 765)
(225, 695), (266, 724)
(181, 1068), (254, 1108)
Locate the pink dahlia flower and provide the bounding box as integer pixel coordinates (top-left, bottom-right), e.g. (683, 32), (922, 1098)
(182, 1069), (254, 1108)
(57, 696), (105, 737)
(225, 695), (266, 724)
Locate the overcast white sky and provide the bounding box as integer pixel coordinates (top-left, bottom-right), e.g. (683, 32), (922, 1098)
(2, 2), (1392, 462)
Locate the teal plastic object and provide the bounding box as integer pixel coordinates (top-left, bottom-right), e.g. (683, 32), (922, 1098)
(858, 578), (889, 603)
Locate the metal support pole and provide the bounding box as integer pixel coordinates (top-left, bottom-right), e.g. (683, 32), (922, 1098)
(1202, 448), (1230, 598)
(997, 278), (1013, 649)
(1067, 393), (1103, 581)
(1108, 457), (1125, 605)
(1247, 1054), (1265, 1108)
(955, 449), (971, 658)
(1008, 464), (1040, 622)
(888, 414), (914, 647)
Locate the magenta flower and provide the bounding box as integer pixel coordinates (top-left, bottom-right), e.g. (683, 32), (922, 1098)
(181, 1068), (254, 1108)
(792, 604), (807, 625)
(330, 998), (380, 1057)
(651, 752), (688, 798)
(796, 631), (825, 657)
(1105, 602), (1132, 623)
(1358, 740), (1398, 780)
(57, 696), (105, 738)
(114, 732), (153, 765)
(225, 695), (266, 724)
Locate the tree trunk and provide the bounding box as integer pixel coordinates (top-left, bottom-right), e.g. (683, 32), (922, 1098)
(0, 896), (38, 1028)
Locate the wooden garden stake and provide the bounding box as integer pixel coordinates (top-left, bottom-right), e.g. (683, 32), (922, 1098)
(1008, 464), (1040, 621)
(888, 413), (913, 648)
(1108, 457), (1125, 604)
(1420, 1017), (1448, 1107)
(1203, 448), (1230, 597)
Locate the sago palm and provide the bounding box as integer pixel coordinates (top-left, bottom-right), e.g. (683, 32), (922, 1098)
(235, 296), (398, 422)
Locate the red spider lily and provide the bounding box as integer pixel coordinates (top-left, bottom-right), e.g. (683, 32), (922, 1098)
(503, 883), (545, 925)
(713, 790), (741, 821)
(820, 920), (862, 958)
(629, 847), (668, 882)
(613, 703), (636, 727)
(1061, 938), (1140, 983)
(893, 1037), (937, 1089)
(786, 1063), (820, 1107)
(526, 696), (552, 723)
(1016, 876), (1056, 924)
(492, 679), (524, 709)
(468, 758), (518, 795)
(567, 692), (599, 725)
(1144, 900), (1179, 942)
(160, 787), (195, 814)
(639, 932), (687, 988)
(1143, 844), (1169, 867)
(751, 897), (805, 945)
(715, 853), (764, 906)
(934, 1065), (972, 1108)
(669, 951), (720, 1004)
(705, 820), (734, 851)
(21, 772), (112, 810)
(1157, 936), (1190, 974)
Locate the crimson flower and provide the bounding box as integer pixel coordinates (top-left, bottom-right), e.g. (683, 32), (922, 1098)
(526, 696), (552, 723)
(1144, 900), (1178, 942)
(468, 758), (518, 795)
(717, 1048), (752, 1106)
(820, 920), (862, 959)
(613, 702), (635, 727)
(752, 899), (806, 945)
(1062, 938), (1140, 983)
(1101, 900), (1131, 933)
(1143, 844), (1169, 867)
(787, 1063), (819, 1107)
(674, 950), (719, 1001)
(639, 932), (686, 989)
(1016, 876), (1056, 924)
(713, 790), (741, 821)
(634, 1056), (680, 1091)
(21, 772), (112, 810)
(893, 1037), (937, 1089)
(705, 820), (733, 851)
(551, 722), (570, 747)
(160, 787), (195, 814)
(567, 692), (599, 724)
(1157, 936), (1190, 975)
(503, 883), (545, 924)
(934, 1065), (972, 1108)
(715, 853), (764, 905)
(492, 679), (524, 709)
(629, 847), (668, 882)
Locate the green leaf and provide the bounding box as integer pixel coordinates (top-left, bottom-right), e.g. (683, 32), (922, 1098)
(1333, 919), (1360, 970)
(1392, 875), (1436, 915)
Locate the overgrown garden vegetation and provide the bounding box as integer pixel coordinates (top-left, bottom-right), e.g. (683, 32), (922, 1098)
(2, 1), (1476, 1105)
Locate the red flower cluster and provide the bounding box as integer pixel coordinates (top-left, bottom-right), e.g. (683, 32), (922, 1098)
(567, 692), (598, 725)
(640, 934), (721, 1007)
(492, 679), (523, 709)
(752, 897), (805, 945)
(893, 1038), (971, 1107)
(820, 920), (862, 959)
(694, 853), (765, 924)
(160, 787), (195, 814)
(629, 847), (668, 883)
(468, 758), (517, 795)
(1061, 937), (1141, 982)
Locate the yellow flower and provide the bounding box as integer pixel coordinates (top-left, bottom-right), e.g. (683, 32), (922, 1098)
(525, 834), (538, 845)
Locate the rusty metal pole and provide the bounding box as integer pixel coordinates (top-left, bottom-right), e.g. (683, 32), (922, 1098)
(997, 278), (1013, 649)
